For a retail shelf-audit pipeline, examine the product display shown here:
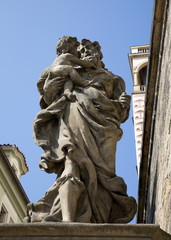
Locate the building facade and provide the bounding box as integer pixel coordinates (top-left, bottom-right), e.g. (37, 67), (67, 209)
(0, 145), (29, 223)
(129, 45), (149, 175)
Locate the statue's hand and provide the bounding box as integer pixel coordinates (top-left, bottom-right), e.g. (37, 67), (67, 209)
(64, 90), (76, 102)
(81, 80), (93, 87)
(119, 92), (131, 109)
(86, 61), (96, 69)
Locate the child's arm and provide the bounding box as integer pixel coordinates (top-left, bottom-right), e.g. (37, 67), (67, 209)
(68, 54), (96, 69)
(64, 80), (73, 93)
(64, 80), (76, 101)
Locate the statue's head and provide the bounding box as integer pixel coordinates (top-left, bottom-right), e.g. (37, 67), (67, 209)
(79, 39), (104, 68)
(56, 36), (80, 56)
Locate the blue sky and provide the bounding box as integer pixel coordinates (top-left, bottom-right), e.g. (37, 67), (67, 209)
(0, 0), (154, 223)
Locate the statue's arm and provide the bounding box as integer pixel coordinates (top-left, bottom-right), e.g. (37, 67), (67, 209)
(37, 66), (51, 95)
(39, 95), (48, 109)
(37, 77), (46, 95)
(112, 76), (131, 123)
(36, 67), (52, 109)
(68, 54), (96, 69)
(36, 76), (48, 109)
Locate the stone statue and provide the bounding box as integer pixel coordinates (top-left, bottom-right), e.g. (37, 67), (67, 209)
(24, 36), (137, 223)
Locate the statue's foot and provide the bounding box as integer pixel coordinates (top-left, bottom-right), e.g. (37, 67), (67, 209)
(42, 215), (62, 222)
(23, 216), (31, 223)
(62, 220), (73, 223)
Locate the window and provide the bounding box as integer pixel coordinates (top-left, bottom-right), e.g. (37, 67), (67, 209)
(139, 65), (147, 86)
(0, 204), (8, 223)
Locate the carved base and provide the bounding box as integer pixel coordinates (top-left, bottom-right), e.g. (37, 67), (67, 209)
(0, 223), (170, 240)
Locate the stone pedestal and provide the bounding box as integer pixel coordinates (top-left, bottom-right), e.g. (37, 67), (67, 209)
(0, 223), (170, 240)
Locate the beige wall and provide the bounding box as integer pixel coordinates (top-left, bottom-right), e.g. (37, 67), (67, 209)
(0, 185), (20, 223)
(0, 147), (29, 223)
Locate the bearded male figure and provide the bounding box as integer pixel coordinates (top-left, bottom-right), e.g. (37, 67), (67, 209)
(25, 36), (137, 223)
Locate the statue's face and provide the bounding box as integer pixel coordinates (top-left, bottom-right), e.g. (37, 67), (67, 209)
(80, 42), (101, 66)
(80, 42), (95, 58)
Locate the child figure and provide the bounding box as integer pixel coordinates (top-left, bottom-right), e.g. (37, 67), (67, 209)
(39, 36), (95, 106)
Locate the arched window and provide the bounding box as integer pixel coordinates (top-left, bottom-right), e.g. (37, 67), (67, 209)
(139, 65), (147, 85)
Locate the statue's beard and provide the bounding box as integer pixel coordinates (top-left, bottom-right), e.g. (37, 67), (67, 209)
(82, 55), (98, 65)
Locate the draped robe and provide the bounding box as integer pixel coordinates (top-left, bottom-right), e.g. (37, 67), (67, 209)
(30, 67), (137, 223)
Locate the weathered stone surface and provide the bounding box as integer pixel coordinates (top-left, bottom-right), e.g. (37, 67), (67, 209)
(143, 0), (171, 234)
(0, 223), (170, 240)
(26, 36), (136, 223)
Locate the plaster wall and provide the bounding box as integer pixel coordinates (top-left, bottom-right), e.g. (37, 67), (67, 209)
(0, 185), (20, 223)
(0, 148), (29, 223)
(2, 145), (28, 180)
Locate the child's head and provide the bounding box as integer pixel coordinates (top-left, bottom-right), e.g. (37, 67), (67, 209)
(56, 36), (80, 56)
